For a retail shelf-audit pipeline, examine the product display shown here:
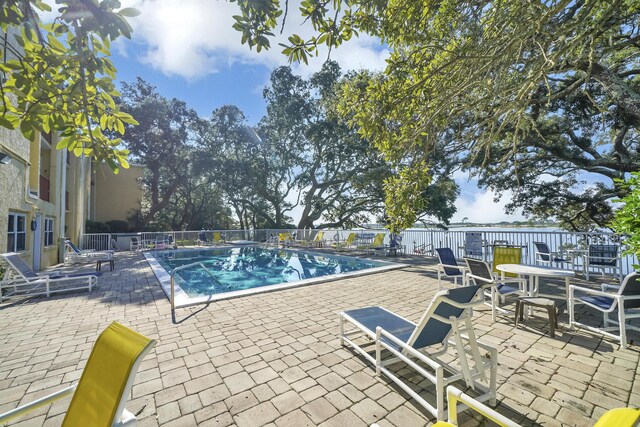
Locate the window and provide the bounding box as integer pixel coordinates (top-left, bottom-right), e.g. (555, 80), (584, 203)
(44, 217), (54, 247)
(7, 213), (26, 252)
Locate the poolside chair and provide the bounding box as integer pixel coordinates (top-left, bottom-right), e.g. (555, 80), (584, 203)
(64, 239), (113, 265)
(435, 247), (467, 289)
(278, 232), (293, 247)
(465, 258), (526, 322)
(0, 253), (100, 302)
(129, 236), (140, 251)
(533, 242), (571, 267)
(339, 285), (497, 421)
(491, 246), (522, 279)
(296, 230), (325, 248)
(585, 244), (621, 280)
(414, 241), (434, 256)
(569, 272), (640, 349)
(0, 322), (156, 426)
(212, 231), (226, 245)
(197, 232), (213, 246)
(331, 232), (358, 252)
(362, 232), (386, 254)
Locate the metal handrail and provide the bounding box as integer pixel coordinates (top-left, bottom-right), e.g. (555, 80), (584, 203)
(170, 262), (222, 315)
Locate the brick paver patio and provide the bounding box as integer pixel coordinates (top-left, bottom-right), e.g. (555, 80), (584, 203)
(0, 250), (638, 426)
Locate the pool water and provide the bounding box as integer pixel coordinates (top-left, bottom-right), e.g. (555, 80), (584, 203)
(152, 246), (388, 298)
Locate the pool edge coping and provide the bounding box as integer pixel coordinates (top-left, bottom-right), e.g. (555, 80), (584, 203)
(143, 246), (409, 308)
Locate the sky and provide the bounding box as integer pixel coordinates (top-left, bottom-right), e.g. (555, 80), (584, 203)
(101, 0), (526, 224)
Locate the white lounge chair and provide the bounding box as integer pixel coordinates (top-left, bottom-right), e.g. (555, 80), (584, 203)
(64, 239), (113, 265)
(569, 272), (640, 349)
(0, 322), (156, 426)
(1, 253), (99, 302)
(339, 285), (497, 421)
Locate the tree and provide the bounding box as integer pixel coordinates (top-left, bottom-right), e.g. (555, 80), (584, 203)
(117, 78), (203, 229)
(1, 0), (138, 170)
(199, 105), (281, 231)
(612, 173), (640, 266)
(233, 0), (640, 230)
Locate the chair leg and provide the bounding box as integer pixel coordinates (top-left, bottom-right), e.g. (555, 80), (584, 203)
(514, 300), (520, 327)
(618, 306), (627, 350)
(546, 306), (555, 338)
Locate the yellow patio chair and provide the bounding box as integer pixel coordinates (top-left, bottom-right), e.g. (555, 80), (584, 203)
(332, 232), (357, 252)
(212, 231), (226, 245)
(0, 322), (156, 426)
(492, 246), (522, 278)
(594, 408), (640, 427)
(278, 232), (293, 247)
(301, 231), (325, 247)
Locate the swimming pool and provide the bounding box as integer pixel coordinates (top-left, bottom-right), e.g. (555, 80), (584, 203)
(145, 246), (405, 306)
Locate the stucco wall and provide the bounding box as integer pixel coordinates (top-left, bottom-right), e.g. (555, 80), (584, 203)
(93, 163), (143, 224)
(0, 128), (90, 270)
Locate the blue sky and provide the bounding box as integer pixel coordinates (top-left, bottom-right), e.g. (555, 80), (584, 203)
(104, 0), (527, 224)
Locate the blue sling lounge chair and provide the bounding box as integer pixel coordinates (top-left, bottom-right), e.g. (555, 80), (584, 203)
(339, 285), (497, 421)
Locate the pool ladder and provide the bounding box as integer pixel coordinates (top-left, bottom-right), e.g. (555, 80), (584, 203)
(170, 261), (221, 320)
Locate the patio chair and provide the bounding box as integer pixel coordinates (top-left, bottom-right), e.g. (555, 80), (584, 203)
(64, 240), (113, 265)
(465, 258), (526, 321)
(442, 386), (521, 427)
(298, 230), (325, 248)
(331, 232), (358, 252)
(129, 236), (140, 251)
(0, 322), (156, 426)
(212, 231), (226, 245)
(569, 272), (640, 349)
(278, 232), (293, 247)
(361, 232), (386, 254)
(339, 285), (497, 421)
(1, 253), (100, 302)
(414, 241), (434, 256)
(491, 246), (522, 279)
(197, 232), (213, 246)
(533, 242), (571, 267)
(585, 244), (620, 280)
(435, 247), (467, 289)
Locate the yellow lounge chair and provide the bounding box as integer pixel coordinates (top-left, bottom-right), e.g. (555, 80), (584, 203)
(332, 232), (357, 252)
(0, 322), (156, 426)
(213, 231), (226, 245)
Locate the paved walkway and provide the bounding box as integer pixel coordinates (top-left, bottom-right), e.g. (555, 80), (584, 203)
(0, 251), (638, 426)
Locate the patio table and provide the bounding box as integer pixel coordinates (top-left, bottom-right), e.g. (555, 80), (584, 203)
(496, 263), (575, 307)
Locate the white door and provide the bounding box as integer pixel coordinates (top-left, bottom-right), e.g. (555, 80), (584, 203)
(33, 214), (42, 271)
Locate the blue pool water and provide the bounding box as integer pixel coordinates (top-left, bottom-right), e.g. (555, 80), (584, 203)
(152, 246), (388, 298)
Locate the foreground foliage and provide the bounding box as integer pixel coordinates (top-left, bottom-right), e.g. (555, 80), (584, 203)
(1, 0), (137, 170)
(234, 0), (640, 230)
(612, 173), (640, 265)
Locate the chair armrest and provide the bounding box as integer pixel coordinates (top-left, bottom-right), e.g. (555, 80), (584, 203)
(601, 283), (620, 292)
(569, 285), (615, 298)
(0, 384), (76, 424)
(376, 327), (441, 371)
(446, 386), (521, 427)
(466, 273), (493, 285)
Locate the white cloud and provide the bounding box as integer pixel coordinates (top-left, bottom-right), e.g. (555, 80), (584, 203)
(118, 0), (388, 79)
(451, 189), (526, 224)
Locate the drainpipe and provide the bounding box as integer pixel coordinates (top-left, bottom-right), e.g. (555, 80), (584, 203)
(58, 149), (67, 263)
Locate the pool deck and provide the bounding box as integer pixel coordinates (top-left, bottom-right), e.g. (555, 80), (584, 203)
(0, 249), (638, 426)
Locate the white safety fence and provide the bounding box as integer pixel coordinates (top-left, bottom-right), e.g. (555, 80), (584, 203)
(79, 228), (638, 276)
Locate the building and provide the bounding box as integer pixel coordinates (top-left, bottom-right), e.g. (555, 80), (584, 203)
(91, 163), (143, 225)
(0, 127), (92, 270)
